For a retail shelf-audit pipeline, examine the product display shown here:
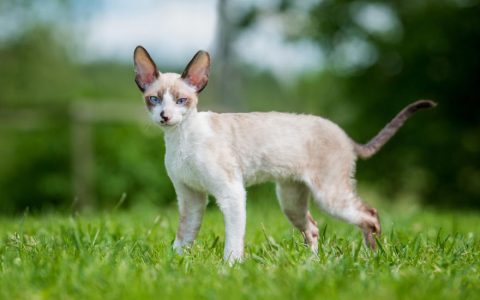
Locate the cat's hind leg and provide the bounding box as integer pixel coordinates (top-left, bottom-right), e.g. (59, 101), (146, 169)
(276, 181), (319, 252)
(304, 173), (381, 249)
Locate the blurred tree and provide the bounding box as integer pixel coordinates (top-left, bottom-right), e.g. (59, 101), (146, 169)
(0, 26), (79, 104)
(0, 0), (80, 213)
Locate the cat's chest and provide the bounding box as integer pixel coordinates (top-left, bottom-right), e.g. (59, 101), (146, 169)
(164, 137), (206, 191)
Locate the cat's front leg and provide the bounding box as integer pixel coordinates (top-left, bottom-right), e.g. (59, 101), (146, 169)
(213, 183), (247, 263)
(172, 181), (208, 254)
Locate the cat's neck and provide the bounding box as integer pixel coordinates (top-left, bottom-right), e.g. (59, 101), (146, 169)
(163, 108), (199, 145)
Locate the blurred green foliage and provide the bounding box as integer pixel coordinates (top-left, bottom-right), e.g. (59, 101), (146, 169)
(0, 0), (479, 213)
(92, 125), (174, 208)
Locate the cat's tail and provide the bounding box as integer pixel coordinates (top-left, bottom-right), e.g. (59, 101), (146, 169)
(353, 100), (437, 160)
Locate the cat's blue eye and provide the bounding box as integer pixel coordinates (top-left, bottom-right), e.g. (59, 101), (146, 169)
(176, 98), (187, 105)
(148, 96), (161, 105)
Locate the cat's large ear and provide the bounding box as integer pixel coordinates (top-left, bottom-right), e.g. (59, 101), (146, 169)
(181, 50), (210, 93)
(134, 46), (159, 92)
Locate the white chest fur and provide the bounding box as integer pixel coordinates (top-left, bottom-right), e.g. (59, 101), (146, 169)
(163, 113), (214, 192)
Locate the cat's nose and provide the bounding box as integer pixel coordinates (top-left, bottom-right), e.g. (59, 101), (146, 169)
(160, 111), (170, 122)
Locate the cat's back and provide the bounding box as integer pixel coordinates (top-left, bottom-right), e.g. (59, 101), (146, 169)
(205, 111), (349, 145)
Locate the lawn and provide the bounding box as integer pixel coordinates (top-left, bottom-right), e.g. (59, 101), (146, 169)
(0, 191), (479, 300)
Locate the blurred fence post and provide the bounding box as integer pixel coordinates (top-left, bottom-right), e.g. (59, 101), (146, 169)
(71, 102), (94, 211)
(69, 100), (148, 211)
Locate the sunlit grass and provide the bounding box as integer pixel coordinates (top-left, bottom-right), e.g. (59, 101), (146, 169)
(0, 197), (479, 300)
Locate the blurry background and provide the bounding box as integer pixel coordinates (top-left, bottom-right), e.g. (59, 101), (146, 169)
(0, 0), (478, 214)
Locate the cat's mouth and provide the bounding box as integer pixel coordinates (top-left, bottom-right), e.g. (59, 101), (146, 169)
(159, 120), (178, 127)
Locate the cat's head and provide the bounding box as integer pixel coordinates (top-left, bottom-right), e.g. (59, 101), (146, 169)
(134, 46), (210, 127)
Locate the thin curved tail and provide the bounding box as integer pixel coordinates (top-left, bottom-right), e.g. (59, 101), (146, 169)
(354, 100), (437, 159)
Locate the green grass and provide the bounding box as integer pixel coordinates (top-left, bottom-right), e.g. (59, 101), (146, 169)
(0, 197), (479, 300)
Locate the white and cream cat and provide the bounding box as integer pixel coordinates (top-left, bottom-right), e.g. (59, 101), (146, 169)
(133, 46), (435, 262)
